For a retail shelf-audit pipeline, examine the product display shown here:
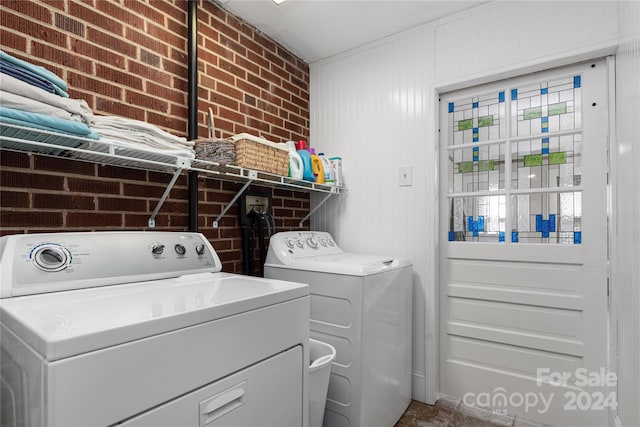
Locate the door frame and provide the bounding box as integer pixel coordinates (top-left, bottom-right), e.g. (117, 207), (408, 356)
(428, 53), (618, 424)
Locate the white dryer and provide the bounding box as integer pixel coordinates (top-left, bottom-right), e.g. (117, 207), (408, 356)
(264, 231), (412, 427)
(0, 231), (309, 427)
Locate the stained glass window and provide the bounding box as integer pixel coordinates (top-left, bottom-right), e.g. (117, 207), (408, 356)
(447, 74), (583, 244)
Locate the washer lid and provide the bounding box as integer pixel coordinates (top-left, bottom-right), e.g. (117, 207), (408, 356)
(0, 272), (308, 361)
(265, 252), (412, 276)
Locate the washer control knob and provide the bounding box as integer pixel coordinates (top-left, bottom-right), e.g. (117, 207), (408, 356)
(319, 238), (327, 246)
(295, 239), (305, 248)
(152, 244), (165, 255)
(327, 239), (335, 246)
(285, 239), (295, 249)
(175, 244), (186, 255)
(31, 244), (71, 272)
(195, 244), (206, 255)
(307, 237), (318, 248)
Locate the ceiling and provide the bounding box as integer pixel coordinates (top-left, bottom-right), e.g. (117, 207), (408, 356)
(214, 0), (487, 63)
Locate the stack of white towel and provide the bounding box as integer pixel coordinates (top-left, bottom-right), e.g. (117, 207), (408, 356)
(0, 50), (98, 139)
(90, 116), (195, 159)
(1, 50), (195, 158)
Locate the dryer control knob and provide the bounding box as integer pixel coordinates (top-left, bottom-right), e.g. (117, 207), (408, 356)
(319, 238), (327, 246)
(285, 239), (295, 249)
(195, 244), (206, 255)
(152, 244), (165, 255)
(175, 244), (186, 255)
(307, 237), (318, 248)
(295, 239), (305, 248)
(31, 244), (71, 272)
(327, 239), (335, 246)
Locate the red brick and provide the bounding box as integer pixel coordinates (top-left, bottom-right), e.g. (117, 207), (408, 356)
(86, 27), (137, 58)
(2, 1), (53, 24)
(95, 99), (145, 120)
(33, 155), (95, 175)
(69, 1), (123, 35)
(34, 193), (95, 210)
(55, 13), (84, 36)
(0, 30), (27, 52)
(218, 58), (247, 80)
(0, 0), (311, 238)
(123, 0), (164, 26)
(68, 177), (120, 194)
(2, 171), (65, 191)
(127, 61), (172, 87)
(125, 89), (169, 113)
(1, 191), (29, 208)
(98, 197), (147, 212)
(67, 212), (122, 227)
(97, 165), (147, 181)
(153, 1), (186, 23)
(95, 64), (143, 90)
(1, 151), (30, 168)
(1, 211), (63, 227)
(68, 71), (123, 99)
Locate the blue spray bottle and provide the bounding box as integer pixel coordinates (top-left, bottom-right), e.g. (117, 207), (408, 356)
(296, 140), (315, 182)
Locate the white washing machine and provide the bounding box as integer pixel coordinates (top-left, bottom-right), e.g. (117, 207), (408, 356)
(0, 231), (309, 427)
(264, 231), (412, 427)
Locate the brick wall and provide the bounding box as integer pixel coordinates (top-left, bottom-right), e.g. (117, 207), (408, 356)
(0, 0), (311, 274)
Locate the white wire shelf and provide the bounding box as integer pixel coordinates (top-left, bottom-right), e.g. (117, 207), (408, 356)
(0, 123), (345, 227)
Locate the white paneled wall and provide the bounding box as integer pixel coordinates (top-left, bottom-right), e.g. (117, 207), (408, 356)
(310, 28), (437, 401)
(310, 0), (631, 411)
(614, 2), (640, 427)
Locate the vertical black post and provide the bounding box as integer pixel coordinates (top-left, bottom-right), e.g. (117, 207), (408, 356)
(187, 0), (199, 232)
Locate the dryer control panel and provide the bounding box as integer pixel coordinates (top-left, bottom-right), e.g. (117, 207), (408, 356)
(265, 231), (343, 265)
(0, 232), (222, 298)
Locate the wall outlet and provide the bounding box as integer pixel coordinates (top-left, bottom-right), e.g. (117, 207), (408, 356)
(399, 166), (412, 187)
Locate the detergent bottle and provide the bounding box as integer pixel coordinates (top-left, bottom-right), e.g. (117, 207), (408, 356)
(318, 153), (334, 185)
(296, 140), (315, 182)
(285, 141), (303, 180)
(309, 148), (325, 184)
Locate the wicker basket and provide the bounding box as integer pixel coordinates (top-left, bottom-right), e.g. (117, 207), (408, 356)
(195, 108), (289, 175)
(194, 138), (235, 165)
(233, 136), (289, 176)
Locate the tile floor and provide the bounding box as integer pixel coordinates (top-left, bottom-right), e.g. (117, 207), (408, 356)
(395, 400), (504, 427)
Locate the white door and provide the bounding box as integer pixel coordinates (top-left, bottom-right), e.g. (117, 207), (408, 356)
(439, 60), (613, 426)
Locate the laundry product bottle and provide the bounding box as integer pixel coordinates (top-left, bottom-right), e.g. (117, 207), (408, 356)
(296, 140), (315, 182)
(330, 156), (343, 187)
(285, 141), (303, 180)
(318, 153), (334, 185)
(308, 148), (325, 184)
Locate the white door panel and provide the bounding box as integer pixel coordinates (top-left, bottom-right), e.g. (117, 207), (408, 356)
(439, 60), (611, 426)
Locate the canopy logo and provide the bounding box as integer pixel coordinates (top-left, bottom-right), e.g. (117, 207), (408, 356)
(461, 368), (618, 415)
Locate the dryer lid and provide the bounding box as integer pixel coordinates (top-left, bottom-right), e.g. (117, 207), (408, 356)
(266, 252), (412, 276)
(0, 272), (308, 361)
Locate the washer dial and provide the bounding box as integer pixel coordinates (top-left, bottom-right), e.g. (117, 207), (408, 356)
(31, 243), (72, 272)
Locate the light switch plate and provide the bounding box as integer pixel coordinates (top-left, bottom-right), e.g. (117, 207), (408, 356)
(399, 166), (412, 187)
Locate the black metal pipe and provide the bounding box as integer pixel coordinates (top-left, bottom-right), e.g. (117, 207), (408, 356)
(187, 0), (198, 232)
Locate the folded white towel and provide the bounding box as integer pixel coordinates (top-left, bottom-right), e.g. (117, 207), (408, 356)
(91, 115), (193, 149)
(85, 136), (195, 159)
(0, 73), (93, 124)
(0, 90), (82, 122)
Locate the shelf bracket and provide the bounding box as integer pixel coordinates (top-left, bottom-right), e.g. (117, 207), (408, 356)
(148, 168), (183, 228)
(299, 192), (334, 228)
(212, 170), (257, 228)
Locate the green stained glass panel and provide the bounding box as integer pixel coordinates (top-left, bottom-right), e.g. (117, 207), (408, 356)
(478, 160), (494, 172)
(524, 107), (542, 120)
(524, 154), (543, 167)
(549, 152), (567, 165)
(548, 102), (567, 116)
(459, 119), (473, 131)
(478, 116), (494, 127)
(459, 161), (474, 173)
